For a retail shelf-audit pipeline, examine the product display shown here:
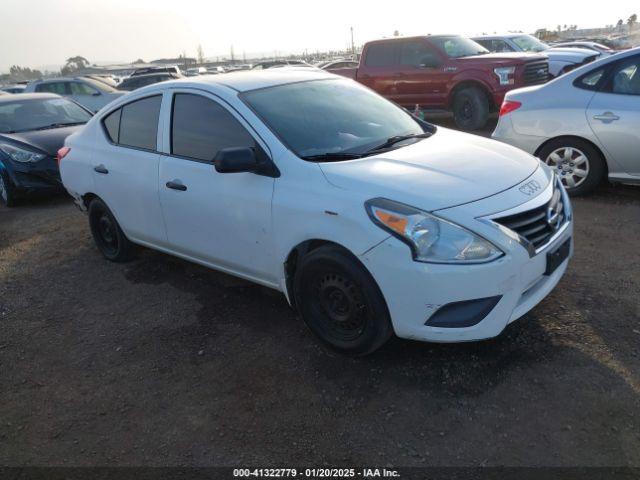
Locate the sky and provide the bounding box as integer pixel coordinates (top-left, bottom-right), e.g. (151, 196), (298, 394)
(1, 0), (638, 72)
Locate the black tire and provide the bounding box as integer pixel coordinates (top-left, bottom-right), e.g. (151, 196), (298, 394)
(293, 245), (393, 355)
(0, 170), (16, 207)
(538, 138), (605, 196)
(88, 198), (136, 262)
(452, 86), (490, 131)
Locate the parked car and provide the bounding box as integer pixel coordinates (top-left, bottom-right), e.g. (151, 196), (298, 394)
(82, 74), (119, 88)
(1, 85), (26, 94)
(24, 77), (125, 113)
(185, 67), (207, 77)
(59, 70), (572, 354)
(0, 93), (92, 206)
(322, 60), (360, 70)
(493, 47), (640, 196)
(334, 35), (549, 130)
(473, 34), (599, 78)
(118, 72), (181, 91)
(131, 65), (181, 77)
(550, 41), (616, 56)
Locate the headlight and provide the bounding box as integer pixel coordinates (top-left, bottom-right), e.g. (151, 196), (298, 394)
(494, 66), (515, 85)
(366, 198), (503, 264)
(0, 143), (46, 163)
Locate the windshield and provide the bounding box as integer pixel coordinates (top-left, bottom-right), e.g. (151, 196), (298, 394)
(83, 77), (118, 92)
(242, 79), (427, 159)
(512, 35), (549, 52)
(0, 97), (92, 133)
(430, 36), (489, 58)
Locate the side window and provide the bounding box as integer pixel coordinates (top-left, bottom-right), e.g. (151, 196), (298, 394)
(400, 41), (439, 67)
(607, 57), (640, 95)
(103, 95), (161, 150)
(103, 108), (121, 142)
(365, 43), (398, 67)
(171, 93), (254, 162)
(491, 40), (514, 53)
(574, 67), (606, 91)
(35, 82), (68, 95)
(70, 82), (98, 95)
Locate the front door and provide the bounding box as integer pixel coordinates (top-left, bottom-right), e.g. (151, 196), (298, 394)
(395, 39), (449, 108)
(158, 91), (276, 283)
(587, 54), (640, 176)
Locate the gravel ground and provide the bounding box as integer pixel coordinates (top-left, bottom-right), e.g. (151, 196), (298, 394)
(1, 121), (639, 468)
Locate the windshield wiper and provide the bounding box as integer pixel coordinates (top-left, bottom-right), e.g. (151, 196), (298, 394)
(33, 122), (86, 131)
(301, 152), (365, 161)
(364, 132), (432, 154)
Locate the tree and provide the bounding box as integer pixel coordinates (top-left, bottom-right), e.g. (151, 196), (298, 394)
(197, 45), (205, 65)
(8, 65), (43, 81)
(628, 14), (637, 29)
(61, 56), (89, 75)
(132, 58), (145, 64)
(393, 30), (400, 37)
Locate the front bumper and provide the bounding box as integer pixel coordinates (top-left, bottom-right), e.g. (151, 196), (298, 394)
(360, 169), (573, 343)
(3, 156), (63, 195)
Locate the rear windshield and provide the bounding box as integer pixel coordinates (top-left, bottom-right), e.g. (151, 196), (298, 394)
(511, 35), (548, 53)
(0, 97), (92, 133)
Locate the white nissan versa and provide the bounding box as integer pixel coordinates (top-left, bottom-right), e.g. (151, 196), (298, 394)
(59, 70), (573, 355)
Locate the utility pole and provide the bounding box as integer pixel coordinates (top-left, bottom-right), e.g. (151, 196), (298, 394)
(350, 27), (355, 54)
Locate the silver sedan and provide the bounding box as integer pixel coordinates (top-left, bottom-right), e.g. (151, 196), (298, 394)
(492, 47), (640, 195)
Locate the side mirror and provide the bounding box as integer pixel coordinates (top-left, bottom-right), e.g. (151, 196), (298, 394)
(92, 91), (101, 96)
(214, 147), (258, 174)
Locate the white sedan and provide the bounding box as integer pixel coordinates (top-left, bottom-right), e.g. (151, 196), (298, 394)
(493, 47), (640, 196)
(59, 70), (572, 354)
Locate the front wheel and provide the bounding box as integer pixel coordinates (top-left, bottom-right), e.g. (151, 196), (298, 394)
(294, 245), (393, 355)
(452, 87), (489, 131)
(88, 198), (136, 262)
(0, 170), (16, 207)
(538, 138), (605, 196)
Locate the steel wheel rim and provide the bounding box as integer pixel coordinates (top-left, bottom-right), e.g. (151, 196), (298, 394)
(545, 147), (590, 189)
(310, 272), (367, 342)
(97, 212), (118, 254)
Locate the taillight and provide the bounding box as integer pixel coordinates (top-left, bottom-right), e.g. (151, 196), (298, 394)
(56, 147), (71, 166)
(499, 100), (522, 117)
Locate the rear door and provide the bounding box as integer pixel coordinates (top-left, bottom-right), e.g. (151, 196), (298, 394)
(358, 42), (400, 102)
(157, 89), (276, 282)
(92, 94), (167, 245)
(587, 54), (640, 176)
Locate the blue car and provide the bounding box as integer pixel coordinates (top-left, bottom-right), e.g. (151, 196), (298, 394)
(0, 93), (92, 206)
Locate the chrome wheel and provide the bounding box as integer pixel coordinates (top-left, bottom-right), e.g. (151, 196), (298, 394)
(545, 147), (590, 189)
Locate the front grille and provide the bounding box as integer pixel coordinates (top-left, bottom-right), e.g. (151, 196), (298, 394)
(523, 61), (549, 85)
(494, 183), (566, 250)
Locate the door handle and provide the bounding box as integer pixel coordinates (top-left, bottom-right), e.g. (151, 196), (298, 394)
(166, 180), (187, 191)
(93, 165), (108, 174)
(593, 112), (620, 122)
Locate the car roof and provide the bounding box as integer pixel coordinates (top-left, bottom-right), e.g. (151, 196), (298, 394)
(154, 68), (336, 93)
(473, 34), (527, 39)
(0, 92), (61, 103)
(123, 72), (173, 80)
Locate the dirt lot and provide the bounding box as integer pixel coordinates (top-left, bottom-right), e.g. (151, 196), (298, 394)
(1, 121), (639, 468)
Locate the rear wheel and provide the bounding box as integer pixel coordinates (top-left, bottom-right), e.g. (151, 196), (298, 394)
(452, 87), (489, 131)
(0, 170), (16, 207)
(88, 198), (136, 262)
(294, 245), (393, 355)
(538, 138), (605, 196)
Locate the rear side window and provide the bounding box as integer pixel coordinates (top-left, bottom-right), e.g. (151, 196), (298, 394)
(35, 82), (68, 95)
(171, 93), (254, 162)
(103, 108), (121, 142)
(574, 67), (606, 91)
(606, 56), (640, 95)
(365, 43), (397, 67)
(102, 95), (161, 150)
(70, 82), (97, 95)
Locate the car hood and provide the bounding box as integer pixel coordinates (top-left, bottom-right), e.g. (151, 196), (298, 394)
(546, 47), (598, 61)
(0, 125), (84, 156)
(319, 128), (539, 212)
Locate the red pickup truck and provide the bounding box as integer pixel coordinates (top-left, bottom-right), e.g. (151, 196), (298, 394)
(332, 35), (549, 130)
